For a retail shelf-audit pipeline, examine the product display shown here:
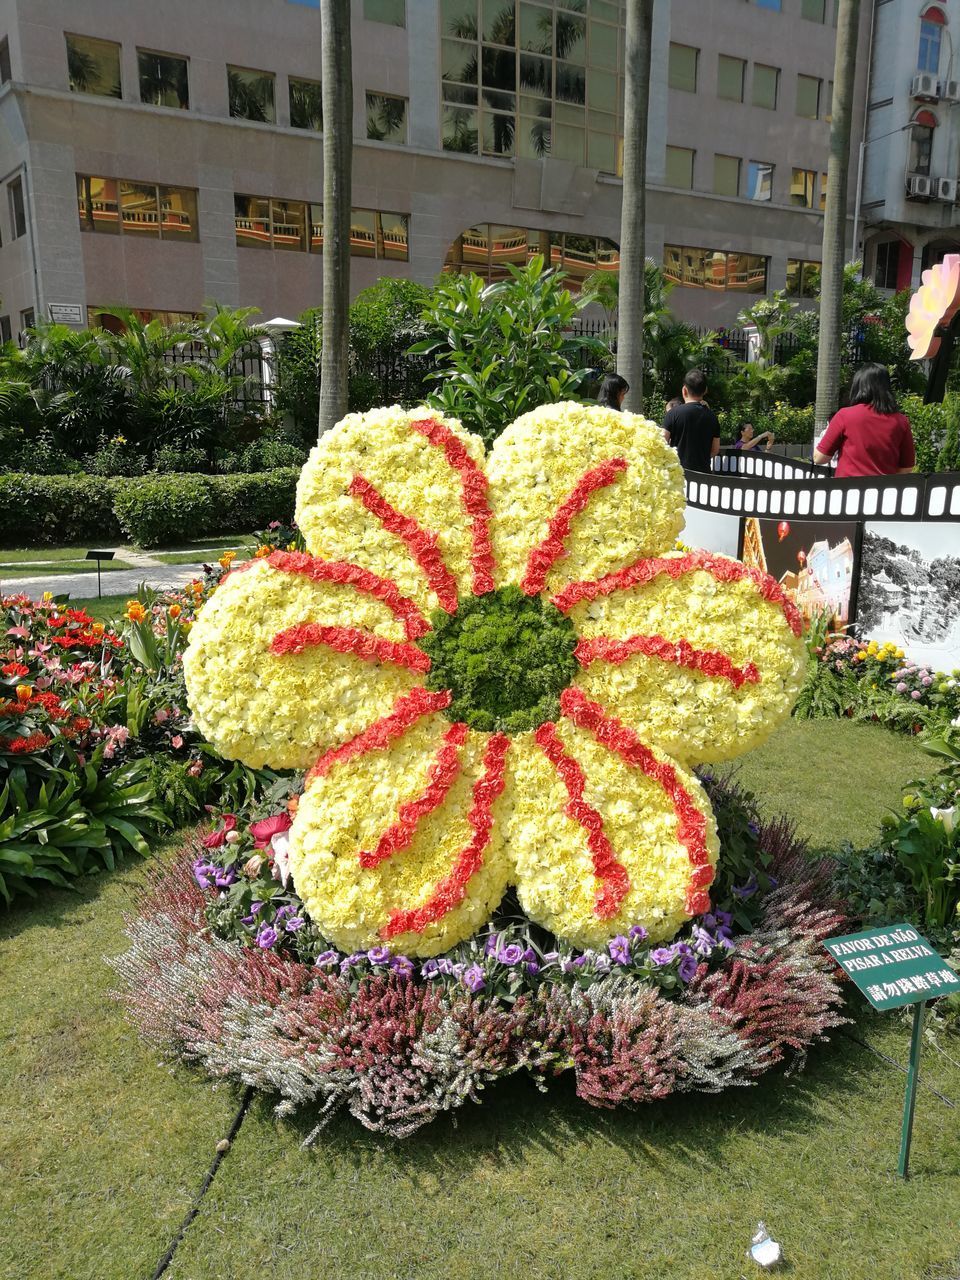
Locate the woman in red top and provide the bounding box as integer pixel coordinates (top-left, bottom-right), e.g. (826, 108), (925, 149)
(814, 363), (916, 477)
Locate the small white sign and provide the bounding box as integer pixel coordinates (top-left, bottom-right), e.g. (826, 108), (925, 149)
(48, 302), (85, 326)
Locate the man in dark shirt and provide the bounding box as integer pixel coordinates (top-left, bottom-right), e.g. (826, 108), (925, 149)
(662, 369), (721, 473)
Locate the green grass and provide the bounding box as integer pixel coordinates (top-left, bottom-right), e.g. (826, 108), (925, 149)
(150, 546), (247, 566)
(77, 593), (134, 624)
(0, 559), (135, 580)
(3, 721), (959, 1280)
(0, 545), (123, 564)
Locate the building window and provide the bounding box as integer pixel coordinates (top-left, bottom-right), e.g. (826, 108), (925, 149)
(796, 74), (822, 119)
(824, 79), (833, 123)
(235, 195), (407, 259)
(227, 65), (276, 123)
(663, 245), (767, 293)
(0, 315), (11, 344)
(665, 146), (694, 189)
(440, 0), (623, 174)
(0, 38), (11, 85)
(8, 176), (25, 239)
(874, 240), (901, 290)
(65, 34), (121, 98)
(752, 0), (782, 9)
(786, 258), (820, 296)
(918, 9), (945, 75)
(668, 43), (698, 93)
(746, 159), (774, 201)
(790, 167), (817, 207)
(819, 170), (828, 209)
(444, 224), (618, 290)
(752, 64), (779, 110)
(20, 308), (35, 332)
(77, 175), (199, 241)
(713, 154), (740, 197)
(289, 77), (323, 130)
(717, 55), (745, 102)
(364, 0), (405, 25)
(138, 50), (189, 109)
(801, 0), (827, 21)
(366, 92), (408, 142)
(909, 121), (935, 175)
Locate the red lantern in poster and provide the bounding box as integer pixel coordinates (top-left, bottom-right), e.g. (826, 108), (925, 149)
(798, 549), (806, 566)
(777, 520), (790, 541)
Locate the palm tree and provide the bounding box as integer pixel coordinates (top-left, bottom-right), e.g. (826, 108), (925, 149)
(815, 0), (861, 434)
(366, 93), (406, 142)
(290, 79), (323, 131)
(138, 53), (189, 110)
(319, 0), (352, 436)
(228, 69), (273, 122)
(617, 0), (654, 411)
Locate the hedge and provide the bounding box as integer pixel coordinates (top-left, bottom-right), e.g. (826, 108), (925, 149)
(0, 468), (300, 548)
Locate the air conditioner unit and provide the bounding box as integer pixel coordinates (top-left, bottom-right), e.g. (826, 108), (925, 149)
(907, 174), (934, 198)
(936, 177), (959, 202)
(942, 79), (960, 103)
(911, 72), (940, 101)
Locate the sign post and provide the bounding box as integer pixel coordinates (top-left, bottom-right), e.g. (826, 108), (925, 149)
(84, 549), (115, 599)
(823, 923), (960, 1179)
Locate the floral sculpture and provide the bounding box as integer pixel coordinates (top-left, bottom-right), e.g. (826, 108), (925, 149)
(184, 404), (805, 958)
(906, 251), (960, 360)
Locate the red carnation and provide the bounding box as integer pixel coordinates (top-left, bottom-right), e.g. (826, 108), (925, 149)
(2, 662), (29, 677)
(200, 813), (238, 848)
(249, 812), (293, 849)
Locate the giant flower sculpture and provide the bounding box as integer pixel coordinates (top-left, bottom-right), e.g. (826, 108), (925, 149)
(185, 404), (804, 957)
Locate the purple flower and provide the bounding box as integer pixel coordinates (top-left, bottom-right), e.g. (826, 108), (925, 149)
(436, 958), (455, 976)
(256, 926), (278, 949)
(732, 874), (758, 900)
(339, 951), (365, 975)
(522, 946), (536, 963)
(284, 916), (304, 932)
(691, 926), (714, 958)
(366, 945), (391, 964)
(650, 946), (676, 966)
(498, 943), (524, 966)
(525, 961), (540, 977)
(462, 963), (485, 993)
(678, 954), (698, 982)
(896, 682), (908, 693)
(420, 959), (440, 979)
(192, 858), (215, 889)
(628, 924), (648, 941)
(390, 955), (415, 978)
(747, 820), (760, 837)
(315, 949), (338, 968)
(484, 934), (500, 957)
(542, 951), (559, 965)
(608, 934), (631, 965)
(714, 910), (733, 928)
(213, 866), (236, 888)
(911, 690), (923, 701)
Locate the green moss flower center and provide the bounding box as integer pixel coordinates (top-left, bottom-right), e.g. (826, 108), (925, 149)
(421, 585), (579, 734)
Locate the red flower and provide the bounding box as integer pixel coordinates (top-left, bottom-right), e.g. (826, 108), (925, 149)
(249, 812), (293, 849)
(200, 814), (238, 848)
(7, 731), (51, 753)
(2, 662), (29, 677)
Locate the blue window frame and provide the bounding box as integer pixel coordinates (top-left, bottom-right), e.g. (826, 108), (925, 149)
(918, 18), (943, 73)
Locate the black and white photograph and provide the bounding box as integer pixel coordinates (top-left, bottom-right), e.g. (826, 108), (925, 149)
(858, 521), (960, 669)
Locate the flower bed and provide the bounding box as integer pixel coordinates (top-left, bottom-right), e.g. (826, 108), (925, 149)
(114, 787), (848, 1137)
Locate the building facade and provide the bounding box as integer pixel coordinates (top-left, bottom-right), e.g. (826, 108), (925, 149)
(0, 0), (869, 340)
(860, 0), (960, 290)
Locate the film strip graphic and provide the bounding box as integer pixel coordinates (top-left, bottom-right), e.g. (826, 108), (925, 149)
(686, 465), (960, 524)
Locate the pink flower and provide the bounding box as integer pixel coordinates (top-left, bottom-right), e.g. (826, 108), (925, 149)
(171, 734), (184, 749)
(200, 813), (238, 848)
(6, 626), (29, 639)
(188, 758), (204, 778)
(154, 708), (170, 724)
(249, 812), (293, 849)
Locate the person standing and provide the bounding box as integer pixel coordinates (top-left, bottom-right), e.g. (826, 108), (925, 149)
(662, 369), (721, 472)
(596, 373), (629, 410)
(813, 363), (915, 477)
(735, 423), (775, 451)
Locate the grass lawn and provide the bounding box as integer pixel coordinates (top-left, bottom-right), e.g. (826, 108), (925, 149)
(149, 546), (247, 566)
(0, 559), (135, 580)
(0, 545), (124, 564)
(78, 593), (134, 624)
(3, 721), (958, 1280)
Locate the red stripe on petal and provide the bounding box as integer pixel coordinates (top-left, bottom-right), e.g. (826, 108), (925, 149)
(307, 687), (451, 782)
(553, 551), (803, 637)
(533, 721), (630, 919)
(349, 474), (459, 614)
(410, 416), (496, 596)
(381, 732), (509, 939)
(559, 685), (714, 915)
(265, 550), (430, 640)
(358, 722), (469, 869)
(520, 457), (628, 596)
(271, 622), (431, 673)
(575, 633), (760, 689)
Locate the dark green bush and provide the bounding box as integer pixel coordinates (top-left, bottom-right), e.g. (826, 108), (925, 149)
(208, 470), (299, 537)
(0, 473), (122, 546)
(113, 474), (216, 546)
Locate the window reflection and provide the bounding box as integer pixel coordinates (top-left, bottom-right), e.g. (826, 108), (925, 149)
(366, 93), (408, 143)
(138, 50), (189, 109)
(443, 222), (618, 290)
(120, 182), (160, 237)
(786, 258), (820, 296)
(790, 167), (816, 207)
(289, 77), (323, 131)
(78, 175), (200, 242)
(66, 34), (121, 98)
(227, 65), (276, 123)
(77, 176), (120, 234)
(746, 160), (774, 201)
(159, 186), (198, 242)
(664, 245), (767, 293)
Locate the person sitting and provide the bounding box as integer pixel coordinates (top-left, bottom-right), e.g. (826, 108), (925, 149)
(662, 369), (721, 473)
(813, 362), (915, 477)
(734, 423), (775, 451)
(596, 373), (629, 410)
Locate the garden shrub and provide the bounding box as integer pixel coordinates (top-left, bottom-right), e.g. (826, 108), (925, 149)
(0, 473), (122, 546)
(113, 474), (217, 546)
(208, 469), (299, 537)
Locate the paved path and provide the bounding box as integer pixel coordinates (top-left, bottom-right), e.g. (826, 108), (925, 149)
(1, 561), (210, 601)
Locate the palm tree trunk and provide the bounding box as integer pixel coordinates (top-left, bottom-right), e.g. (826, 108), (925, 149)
(319, 0), (353, 437)
(617, 0), (653, 413)
(815, 0), (860, 437)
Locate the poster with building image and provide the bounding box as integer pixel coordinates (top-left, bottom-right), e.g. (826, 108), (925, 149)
(740, 517), (861, 631)
(857, 523), (960, 670)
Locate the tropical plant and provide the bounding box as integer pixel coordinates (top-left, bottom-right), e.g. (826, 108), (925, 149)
(410, 257), (588, 445)
(348, 279), (430, 412)
(738, 290), (798, 367)
(319, 1), (353, 435)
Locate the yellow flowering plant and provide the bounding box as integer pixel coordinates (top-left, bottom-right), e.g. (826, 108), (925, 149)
(185, 403), (805, 957)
